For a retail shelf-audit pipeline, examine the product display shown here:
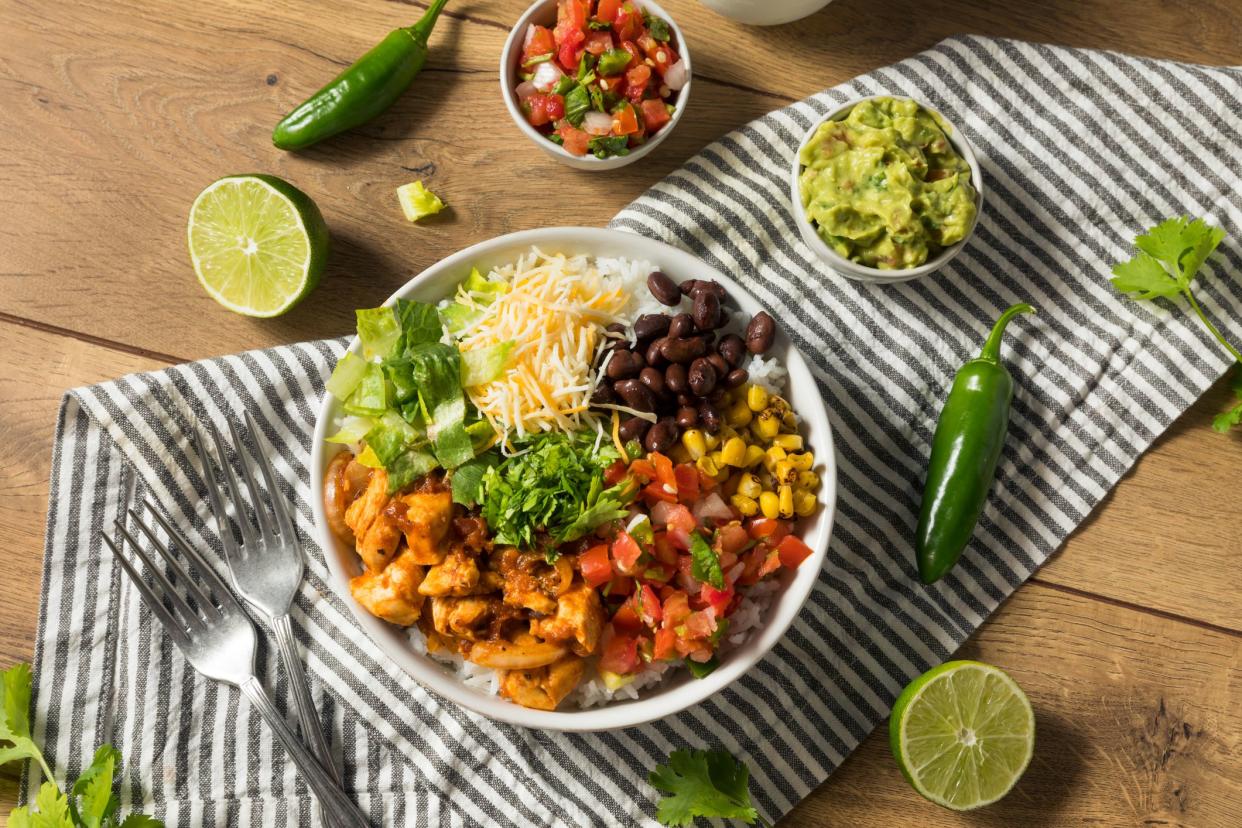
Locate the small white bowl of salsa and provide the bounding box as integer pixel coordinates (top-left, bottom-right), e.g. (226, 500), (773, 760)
(790, 95), (985, 283)
(501, 0), (691, 170)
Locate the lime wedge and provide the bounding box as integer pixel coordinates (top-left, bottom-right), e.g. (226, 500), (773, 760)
(890, 660), (1035, 810)
(187, 174), (328, 317)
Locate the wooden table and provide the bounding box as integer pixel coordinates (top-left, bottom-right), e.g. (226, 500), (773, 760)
(3, 0), (1240, 824)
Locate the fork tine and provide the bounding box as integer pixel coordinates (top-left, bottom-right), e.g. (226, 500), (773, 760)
(141, 501), (242, 612)
(226, 417), (277, 545)
(113, 520), (200, 631)
(192, 424), (246, 562)
(244, 410), (296, 540)
(128, 508), (217, 617)
(206, 420), (261, 552)
(103, 533), (190, 648)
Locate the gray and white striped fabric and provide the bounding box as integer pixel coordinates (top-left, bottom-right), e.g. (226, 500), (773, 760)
(27, 36), (1241, 826)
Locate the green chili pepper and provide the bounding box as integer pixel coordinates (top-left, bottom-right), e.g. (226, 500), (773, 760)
(916, 303), (1036, 584)
(272, 0), (449, 151)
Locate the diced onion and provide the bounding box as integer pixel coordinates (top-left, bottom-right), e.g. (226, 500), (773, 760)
(523, 23), (537, 50)
(692, 492), (733, 524)
(532, 60), (564, 92)
(583, 111), (614, 135)
(515, 80), (537, 100)
(665, 60), (688, 91)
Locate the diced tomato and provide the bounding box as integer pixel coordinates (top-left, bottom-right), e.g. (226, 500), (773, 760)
(596, 0), (622, 24)
(641, 98), (671, 132)
(684, 610), (716, 639)
(614, 1), (641, 40)
(701, 583), (733, 616)
(580, 543), (612, 588)
(651, 452), (676, 487)
(600, 629), (640, 674)
(521, 25), (557, 65)
(757, 546), (782, 579)
(584, 30), (612, 55)
(715, 522), (751, 557)
(665, 503), (697, 534)
(612, 102), (640, 135)
(652, 532), (678, 565)
(748, 517), (791, 543)
(545, 94), (565, 120)
(603, 458), (629, 487)
(653, 626), (677, 660)
(777, 534), (815, 569)
(638, 584), (662, 627)
(611, 531), (644, 575)
(628, 458), (656, 481)
(675, 553), (699, 590)
(662, 590), (691, 628)
(642, 481), (677, 505)
(673, 463), (699, 502)
(624, 63), (651, 101)
(523, 93), (564, 127)
(557, 123), (591, 156)
(611, 599), (642, 633)
(638, 35), (678, 77)
(737, 545), (766, 586)
(554, 0), (588, 43)
(607, 574), (635, 596)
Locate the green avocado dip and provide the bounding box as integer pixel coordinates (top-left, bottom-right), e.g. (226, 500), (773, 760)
(798, 97), (978, 270)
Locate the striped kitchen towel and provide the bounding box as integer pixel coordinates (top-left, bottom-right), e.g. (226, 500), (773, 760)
(25, 36), (1241, 827)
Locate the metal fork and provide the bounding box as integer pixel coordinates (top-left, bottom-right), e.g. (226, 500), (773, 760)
(102, 504), (370, 828)
(190, 412), (339, 788)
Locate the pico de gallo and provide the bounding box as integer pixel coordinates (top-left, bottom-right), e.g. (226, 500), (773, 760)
(575, 451), (816, 686)
(515, 0), (688, 159)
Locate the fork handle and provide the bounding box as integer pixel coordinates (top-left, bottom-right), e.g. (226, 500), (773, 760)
(240, 676), (371, 828)
(273, 613), (339, 782)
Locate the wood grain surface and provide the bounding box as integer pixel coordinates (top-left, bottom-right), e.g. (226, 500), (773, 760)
(2, 0), (1240, 825)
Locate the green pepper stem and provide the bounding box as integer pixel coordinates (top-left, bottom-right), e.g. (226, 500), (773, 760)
(978, 303), (1036, 362)
(408, 0), (450, 42)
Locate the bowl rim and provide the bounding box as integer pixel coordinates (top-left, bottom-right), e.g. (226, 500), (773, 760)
(499, 0), (692, 169)
(789, 94), (985, 282)
(310, 226), (837, 731)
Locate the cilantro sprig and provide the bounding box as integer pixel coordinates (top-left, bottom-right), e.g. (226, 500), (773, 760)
(1111, 216), (1241, 433)
(649, 749), (765, 827)
(2, 663), (161, 827)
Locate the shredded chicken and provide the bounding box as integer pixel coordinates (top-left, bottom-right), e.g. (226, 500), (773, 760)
(349, 547), (426, 626)
(499, 658), (586, 711)
(343, 469), (402, 572)
(529, 582), (603, 656)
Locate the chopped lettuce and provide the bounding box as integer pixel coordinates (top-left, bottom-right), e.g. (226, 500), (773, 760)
(461, 341), (514, 386)
(406, 343), (475, 469)
(450, 450), (500, 506)
(394, 299), (444, 354)
(342, 363), (388, 416)
(356, 307), (402, 360)
(325, 351), (368, 399)
(325, 415), (374, 445)
(396, 180), (445, 223)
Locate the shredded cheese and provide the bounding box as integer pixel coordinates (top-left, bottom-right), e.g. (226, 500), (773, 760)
(454, 248), (633, 440)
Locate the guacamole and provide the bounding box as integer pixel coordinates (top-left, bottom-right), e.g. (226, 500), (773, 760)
(798, 97), (978, 270)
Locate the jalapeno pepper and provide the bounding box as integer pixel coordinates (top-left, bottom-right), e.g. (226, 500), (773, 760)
(273, 0), (449, 151)
(916, 303), (1035, 584)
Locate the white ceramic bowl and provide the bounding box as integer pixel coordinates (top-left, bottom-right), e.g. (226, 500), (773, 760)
(500, 0), (691, 170)
(699, 0), (834, 26)
(311, 227), (837, 731)
(790, 95), (985, 284)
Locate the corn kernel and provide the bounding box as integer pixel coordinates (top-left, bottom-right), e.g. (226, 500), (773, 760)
(797, 471), (821, 491)
(746, 384), (769, 412)
(718, 424), (738, 442)
(774, 459), (798, 486)
(736, 472), (762, 499)
(762, 445), (787, 472)
(669, 444), (692, 465)
(759, 491), (780, 519)
(696, 455), (719, 477)
(726, 399), (753, 428)
(754, 409), (782, 439)
(770, 395), (791, 415)
(778, 485), (794, 518)
(772, 433), (803, 451)
(681, 429), (707, 460)
(743, 444), (765, 468)
(720, 437), (747, 467)
(788, 451), (814, 471)
(782, 412), (798, 430)
(731, 494), (759, 516)
(704, 431), (721, 450)
(794, 490), (818, 517)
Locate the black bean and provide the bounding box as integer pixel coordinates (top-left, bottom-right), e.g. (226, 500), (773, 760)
(678, 279), (699, 297)
(647, 271), (682, 306)
(724, 368), (749, 388)
(639, 366), (666, 396)
(614, 379), (656, 412)
(692, 290), (721, 331)
(605, 322), (626, 335)
(683, 278), (727, 302)
(661, 336), (707, 364)
(746, 311), (776, 354)
(676, 393), (695, 407)
(675, 406), (698, 429)
(688, 357), (717, 396)
(718, 334), (745, 367)
(668, 313), (694, 339)
(707, 352), (729, 377)
(591, 382), (617, 405)
(646, 337), (668, 368)
(633, 313), (671, 341)
(665, 363), (688, 394)
(606, 349), (645, 379)
(698, 400), (722, 434)
(618, 416), (649, 442)
(644, 417), (679, 453)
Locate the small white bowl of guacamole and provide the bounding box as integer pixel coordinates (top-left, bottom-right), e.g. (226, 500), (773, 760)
(790, 95), (984, 283)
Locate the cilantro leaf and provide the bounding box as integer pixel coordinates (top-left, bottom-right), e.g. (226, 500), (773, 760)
(1109, 253), (1181, 299)
(644, 13), (672, 41)
(450, 450), (499, 506)
(9, 782), (75, 828)
(1212, 364), (1242, 434)
(649, 750), (759, 827)
(563, 84), (590, 127)
(118, 817), (165, 828)
(688, 531), (724, 589)
(71, 745), (120, 828)
(1134, 216), (1225, 285)
(1, 663), (54, 783)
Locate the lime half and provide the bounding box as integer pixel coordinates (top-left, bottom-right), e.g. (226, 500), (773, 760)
(890, 660), (1035, 810)
(187, 174), (328, 317)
